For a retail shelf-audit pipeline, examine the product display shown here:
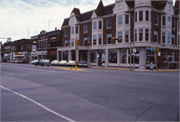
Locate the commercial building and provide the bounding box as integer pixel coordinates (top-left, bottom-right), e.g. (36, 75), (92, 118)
(57, 0), (179, 69)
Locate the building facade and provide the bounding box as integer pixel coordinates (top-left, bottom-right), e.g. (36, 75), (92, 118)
(57, 0), (179, 69)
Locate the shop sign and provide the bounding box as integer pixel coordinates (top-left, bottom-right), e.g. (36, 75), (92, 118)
(37, 51), (47, 55)
(14, 52), (23, 55)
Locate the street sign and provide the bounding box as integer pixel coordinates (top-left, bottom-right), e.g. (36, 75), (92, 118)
(158, 52), (161, 56)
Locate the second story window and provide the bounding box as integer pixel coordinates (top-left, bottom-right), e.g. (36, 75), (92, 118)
(154, 14), (158, 25)
(125, 31), (129, 42)
(162, 32), (165, 43)
(125, 14), (129, 24)
(117, 32), (123, 43)
(84, 24), (88, 33)
(107, 34), (112, 44)
(99, 35), (102, 45)
(172, 19), (175, 28)
(167, 33), (171, 44)
(84, 37), (88, 46)
(93, 21), (97, 30)
(118, 15), (123, 25)
(135, 30), (137, 41)
(107, 19), (112, 28)
(76, 26), (78, 33)
(65, 29), (68, 36)
(145, 29), (149, 41)
(162, 16), (166, 25)
(135, 12), (137, 22)
(71, 39), (74, 46)
(167, 17), (171, 26)
(65, 40), (68, 46)
(146, 11), (149, 21)
(99, 21), (102, 29)
(139, 29), (143, 41)
(172, 34), (175, 45)
(139, 11), (143, 21)
(71, 27), (74, 34)
(93, 35), (97, 45)
(154, 31), (158, 42)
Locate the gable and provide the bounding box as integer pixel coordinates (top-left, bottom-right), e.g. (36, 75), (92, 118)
(91, 11), (97, 19)
(69, 16), (78, 25)
(113, 1), (129, 14)
(162, 2), (174, 15)
(70, 12), (75, 17)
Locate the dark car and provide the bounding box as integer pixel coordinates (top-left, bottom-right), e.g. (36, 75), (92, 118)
(34, 59), (51, 67)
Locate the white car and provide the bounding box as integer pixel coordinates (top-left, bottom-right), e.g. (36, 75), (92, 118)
(51, 60), (59, 65)
(66, 60), (75, 66)
(30, 60), (38, 64)
(58, 60), (67, 66)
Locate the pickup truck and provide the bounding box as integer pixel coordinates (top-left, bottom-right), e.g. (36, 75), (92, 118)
(34, 59), (51, 67)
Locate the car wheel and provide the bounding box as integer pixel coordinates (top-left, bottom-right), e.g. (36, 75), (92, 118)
(35, 64), (37, 66)
(47, 65), (49, 67)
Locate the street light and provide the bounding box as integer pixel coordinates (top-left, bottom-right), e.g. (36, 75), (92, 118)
(124, 12), (135, 69)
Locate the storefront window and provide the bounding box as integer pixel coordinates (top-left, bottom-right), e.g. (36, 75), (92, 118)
(146, 47), (156, 64)
(128, 48), (139, 64)
(90, 51), (96, 63)
(163, 50), (167, 62)
(63, 51), (68, 61)
(109, 49), (117, 63)
(120, 49), (126, 63)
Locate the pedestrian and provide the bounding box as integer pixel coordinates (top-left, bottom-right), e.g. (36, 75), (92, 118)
(100, 60), (102, 67)
(150, 61), (154, 71)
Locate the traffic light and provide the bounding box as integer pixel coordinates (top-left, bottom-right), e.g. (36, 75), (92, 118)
(75, 39), (79, 46)
(156, 46), (159, 52)
(112, 37), (118, 40)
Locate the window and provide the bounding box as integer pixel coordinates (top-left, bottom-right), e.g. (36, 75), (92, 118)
(120, 49), (127, 63)
(139, 29), (143, 41)
(135, 30), (137, 41)
(125, 31), (129, 42)
(146, 47), (156, 64)
(107, 19), (112, 28)
(162, 16), (166, 25)
(84, 24), (88, 33)
(145, 29), (149, 41)
(65, 29), (68, 36)
(109, 49), (117, 63)
(172, 34), (175, 45)
(90, 51), (96, 63)
(154, 14), (158, 25)
(167, 17), (171, 26)
(162, 32), (165, 43)
(139, 11), (143, 21)
(118, 15), (123, 25)
(146, 11), (149, 21)
(117, 32), (123, 43)
(99, 21), (102, 29)
(154, 31), (158, 42)
(172, 51), (175, 62)
(135, 12), (137, 22)
(93, 21), (97, 30)
(76, 26), (78, 33)
(172, 19), (175, 28)
(71, 27), (74, 34)
(65, 40), (68, 46)
(93, 35), (97, 45)
(163, 50), (167, 62)
(99, 35), (102, 45)
(125, 14), (129, 24)
(107, 34), (112, 44)
(84, 37), (88, 46)
(71, 39), (74, 46)
(167, 33), (171, 44)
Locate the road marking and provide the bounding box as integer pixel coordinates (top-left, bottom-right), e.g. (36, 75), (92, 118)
(0, 86), (76, 122)
(0, 71), (13, 74)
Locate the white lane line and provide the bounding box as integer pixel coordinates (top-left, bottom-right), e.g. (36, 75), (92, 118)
(0, 85), (76, 122)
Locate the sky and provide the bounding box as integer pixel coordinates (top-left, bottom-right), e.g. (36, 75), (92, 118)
(0, 0), (176, 44)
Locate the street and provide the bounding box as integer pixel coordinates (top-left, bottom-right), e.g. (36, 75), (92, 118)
(0, 63), (179, 121)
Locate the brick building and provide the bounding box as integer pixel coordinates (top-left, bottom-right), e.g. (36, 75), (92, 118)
(57, 0), (179, 69)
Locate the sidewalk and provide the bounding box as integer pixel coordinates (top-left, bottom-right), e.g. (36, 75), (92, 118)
(90, 66), (180, 72)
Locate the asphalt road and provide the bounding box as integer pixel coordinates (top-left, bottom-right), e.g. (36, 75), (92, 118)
(0, 63), (179, 121)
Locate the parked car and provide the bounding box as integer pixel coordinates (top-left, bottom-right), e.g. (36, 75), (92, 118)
(58, 60), (67, 66)
(2, 59), (7, 62)
(34, 59), (51, 67)
(51, 60), (59, 66)
(78, 61), (87, 67)
(66, 60), (75, 66)
(30, 60), (38, 64)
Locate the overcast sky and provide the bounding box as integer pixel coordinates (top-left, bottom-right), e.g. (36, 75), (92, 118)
(0, 0), (176, 43)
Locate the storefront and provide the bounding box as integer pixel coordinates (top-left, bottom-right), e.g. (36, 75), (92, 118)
(31, 51), (38, 61)
(37, 51), (47, 60)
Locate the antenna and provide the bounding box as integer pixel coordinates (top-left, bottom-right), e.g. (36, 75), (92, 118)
(48, 20), (50, 31)
(28, 26), (29, 39)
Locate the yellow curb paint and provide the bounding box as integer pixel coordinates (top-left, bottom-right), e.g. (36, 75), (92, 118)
(0, 71), (13, 74)
(54, 67), (87, 71)
(158, 70), (179, 72)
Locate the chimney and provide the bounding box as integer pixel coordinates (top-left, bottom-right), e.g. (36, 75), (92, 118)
(55, 27), (57, 30)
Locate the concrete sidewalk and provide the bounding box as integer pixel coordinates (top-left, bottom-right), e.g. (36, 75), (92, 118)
(91, 67), (180, 72)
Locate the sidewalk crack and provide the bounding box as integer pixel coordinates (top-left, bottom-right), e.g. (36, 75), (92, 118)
(135, 105), (153, 121)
